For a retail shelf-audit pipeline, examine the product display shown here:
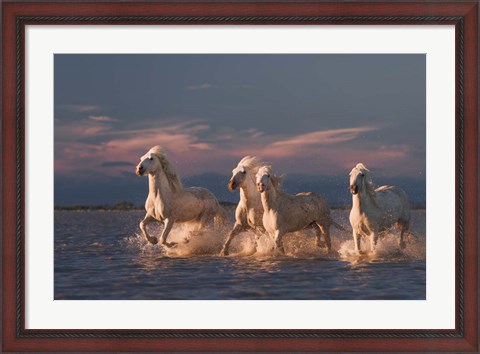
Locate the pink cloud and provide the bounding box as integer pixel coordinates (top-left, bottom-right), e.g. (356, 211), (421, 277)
(270, 126), (377, 147)
(89, 115), (117, 122)
(55, 121), (422, 179)
(55, 120), (214, 176)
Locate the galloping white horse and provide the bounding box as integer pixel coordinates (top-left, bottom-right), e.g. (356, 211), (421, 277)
(349, 163), (410, 253)
(255, 166), (341, 254)
(220, 156), (266, 256)
(136, 145), (226, 247)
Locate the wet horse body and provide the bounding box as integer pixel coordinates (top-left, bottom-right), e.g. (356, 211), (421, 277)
(255, 166), (336, 254)
(136, 145), (226, 246)
(220, 156), (265, 256)
(349, 163), (410, 252)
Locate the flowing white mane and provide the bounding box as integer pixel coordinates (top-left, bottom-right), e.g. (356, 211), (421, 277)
(238, 155), (264, 172)
(146, 145), (183, 192)
(353, 163), (375, 198)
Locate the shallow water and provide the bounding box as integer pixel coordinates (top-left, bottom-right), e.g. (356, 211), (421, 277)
(54, 210), (426, 300)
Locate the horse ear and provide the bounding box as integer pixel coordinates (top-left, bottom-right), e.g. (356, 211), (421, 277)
(356, 163), (370, 173)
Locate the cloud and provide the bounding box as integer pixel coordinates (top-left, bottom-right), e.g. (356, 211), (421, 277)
(55, 120), (111, 140)
(182, 125), (421, 176)
(202, 125), (380, 160)
(55, 120), (422, 179)
(186, 83), (253, 91)
(190, 143), (213, 150)
(89, 115), (117, 122)
(186, 83), (217, 91)
(59, 104), (100, 113)
(104, 123), (213, 154)
(270, 126), (378, 147)
(55, 120), (215, 175)
(83, 126), (110, 136)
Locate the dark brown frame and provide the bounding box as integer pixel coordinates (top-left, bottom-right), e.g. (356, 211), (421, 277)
(2, 1), (478, 352)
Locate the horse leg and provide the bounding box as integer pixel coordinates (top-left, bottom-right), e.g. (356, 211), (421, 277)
(399, 220), (409, 249)
(314, 224), (324, 248)
(314, 223), (330, 251)
(252, 227), (266, 255)
(140, 214), (158, 245)
(370, 231), (379, 252)
(159, 218), (176, 248)
(316, 223), (332, 251)
(220, 223), (244, 256)
(274, 229), (286, 254)
(352, 230), (361, 253)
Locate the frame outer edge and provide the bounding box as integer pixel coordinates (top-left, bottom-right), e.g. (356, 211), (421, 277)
(2, 2), (20, 352)
(462, 2), (479, 351)
(2, 1), (478, 352)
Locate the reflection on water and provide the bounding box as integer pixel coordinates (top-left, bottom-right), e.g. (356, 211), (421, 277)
(55, 210), (426, 300)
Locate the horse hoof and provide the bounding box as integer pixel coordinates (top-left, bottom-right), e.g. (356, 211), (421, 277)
(220, 249), (229, 256)
(317, 241), (327, 248)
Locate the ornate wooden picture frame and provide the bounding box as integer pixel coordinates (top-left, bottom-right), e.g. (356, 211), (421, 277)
(2, 1), (478, 352)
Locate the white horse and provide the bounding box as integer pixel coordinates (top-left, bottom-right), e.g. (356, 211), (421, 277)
(135, 145), (226, 247)
(220, 156), (266, 256)
(349, 163), (410, 253)
(255, 166), (342, 254)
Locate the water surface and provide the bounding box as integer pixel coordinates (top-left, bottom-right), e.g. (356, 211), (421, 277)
(55, 210), (426, 300)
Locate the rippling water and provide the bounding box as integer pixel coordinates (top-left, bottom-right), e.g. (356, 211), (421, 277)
(54, 210), (426, 300)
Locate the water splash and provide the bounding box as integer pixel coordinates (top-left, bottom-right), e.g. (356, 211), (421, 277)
(338, 232), (426, 263)
(123, 226), (339, 259)
(122, 213), (425, 263)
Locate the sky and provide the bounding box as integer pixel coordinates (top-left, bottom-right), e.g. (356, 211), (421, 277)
(54, 54), (426, 205)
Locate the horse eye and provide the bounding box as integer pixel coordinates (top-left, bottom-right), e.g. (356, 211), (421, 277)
(266, 174), (270, 178)
(242, 171), (246, 174)
(149, 157), (153, 161)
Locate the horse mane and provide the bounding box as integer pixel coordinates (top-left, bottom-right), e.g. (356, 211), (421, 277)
(238, 155), (265, 173)
(262, 165), (284, 192)
(355, 163), (376, 199)
(147, 145), (183, 192)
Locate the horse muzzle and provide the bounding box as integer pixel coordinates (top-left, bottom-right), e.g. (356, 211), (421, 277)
(136, 166), (144, 176)
(350, 185), (358, 194)
(228, 180), (236, 191)
(256, 183), (265, 193)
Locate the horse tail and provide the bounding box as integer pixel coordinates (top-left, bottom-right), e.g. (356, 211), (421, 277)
(330, 218), (347, 232)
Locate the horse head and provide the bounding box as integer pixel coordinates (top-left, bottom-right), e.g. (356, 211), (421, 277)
(229, 163), (248, 191)
(228, 156), (263, 191)
(136, 145), (163, 176)
(255, 166), (271, 193)
(349, 163), (369, 195)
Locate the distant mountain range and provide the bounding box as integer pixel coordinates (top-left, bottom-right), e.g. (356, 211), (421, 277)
(55, 172), (426, 208)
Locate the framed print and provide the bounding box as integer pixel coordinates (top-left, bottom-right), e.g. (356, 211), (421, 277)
(2, 1), (478, 352)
